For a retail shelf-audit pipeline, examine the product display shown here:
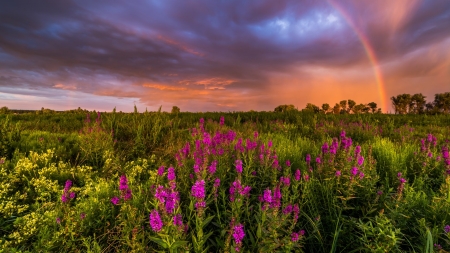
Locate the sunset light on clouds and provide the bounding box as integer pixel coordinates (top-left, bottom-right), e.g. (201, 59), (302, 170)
(0, 0), (449, 112)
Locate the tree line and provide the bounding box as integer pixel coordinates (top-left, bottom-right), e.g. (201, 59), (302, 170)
(274, 91), (450, 115)
(275, 100), (381, 114)
(391, 92), (450, 114)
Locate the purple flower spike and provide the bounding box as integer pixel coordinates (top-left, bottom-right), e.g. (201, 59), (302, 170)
(56, 217), (61, 224)
(111, 196), (120, 205)
(282, 176), (290, 186)
(306, 154), (311, 163)
(64, 180), (73, 192)
(208, 160), (217, 175)
(263, 189), (272, 203)
(316, 157), (321, 164)
(295, 169), (301, 181)
(444, 225), (450, 233)
(167, 167), (176, 181)
(119, 175), (128, 191)
(291, 232), (299, 242)
(355, 145), (361, 155)
(232, 224), (245, 245)
(235, 160), (243, 173)
(149, 210), (163, 232)
(286, 160), (291, 167)
(195, 201), (206, 209)
(191, 180), (206, 199)
(322, 143), (329, 154)
(335, 170), (341, 177)
(357, 156), (364, 166)
(351, 167), (359, 176)
(123, 189), (132, 201)
(173, 214), (183, 227)
(293, 204), (300, 220)
(157, 166), (165, 176)
(283, 204), (293, 215)
(214, 178), (221, 188)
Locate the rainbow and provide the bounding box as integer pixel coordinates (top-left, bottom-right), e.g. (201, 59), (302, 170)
(328, 0), (389, 112)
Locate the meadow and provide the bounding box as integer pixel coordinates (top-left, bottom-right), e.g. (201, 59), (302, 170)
(1, 110), (450, 252)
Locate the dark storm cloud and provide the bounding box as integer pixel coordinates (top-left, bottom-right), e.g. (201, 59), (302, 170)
(0, 0), (449, 111)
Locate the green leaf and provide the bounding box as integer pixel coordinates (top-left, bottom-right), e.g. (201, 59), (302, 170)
(257, 223), (261, 239)
(149, 236), (169, 249)
(192, 234), (198, 246)
(202, 215), (215, 228)
(170, 240), (188, 250)
(203, 231), (214, 241)
(249, 231), (255, 245)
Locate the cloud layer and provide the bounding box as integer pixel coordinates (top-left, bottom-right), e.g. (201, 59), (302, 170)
(1, 0), (449, 112)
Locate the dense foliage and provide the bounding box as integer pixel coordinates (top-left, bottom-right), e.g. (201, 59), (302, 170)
(1, 110), (450, 252)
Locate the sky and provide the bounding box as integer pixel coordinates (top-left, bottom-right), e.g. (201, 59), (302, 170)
(0, 0), (449, 112)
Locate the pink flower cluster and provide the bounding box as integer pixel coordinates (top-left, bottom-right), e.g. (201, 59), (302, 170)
(291, 230), (305, 242)
(191, 180), (206, 209)
(232, 223), (245, 252)
(110, 175), (132, 205)
(61, 179), (76, 203)
(397, 172), (407, 196)
(155, 185), (180, 214)
(260, 186), (281, 210)
(229, 180), (251, 202)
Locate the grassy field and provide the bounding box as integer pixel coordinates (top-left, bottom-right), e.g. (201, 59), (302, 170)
(1, 111), (450, 252)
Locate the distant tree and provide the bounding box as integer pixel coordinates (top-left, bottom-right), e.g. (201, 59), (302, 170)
(367, 102), (377, 113)
(171, 106), (181, 114)
(134, 105), (139, 114)
(332, 103), (341, 114)
(304, 103), (320, 113)
(425, 102), (435, 114)
(362, 104), (370, 113)
(38, 107), (55, 114)
(433, 92), (450, 113)
(352, 104), (366, 114)
(321, 103), (330, 114)
(274, 104), (297, 112)
(410, 93), (426, 114)
(339, 100), (347, 114)
(391, 94), (411, 114)
(0, 106), (10, 114)
(347, 100), (356, 113)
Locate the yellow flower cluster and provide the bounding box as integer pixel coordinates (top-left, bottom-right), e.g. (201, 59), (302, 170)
(3, 212), (42, 248)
